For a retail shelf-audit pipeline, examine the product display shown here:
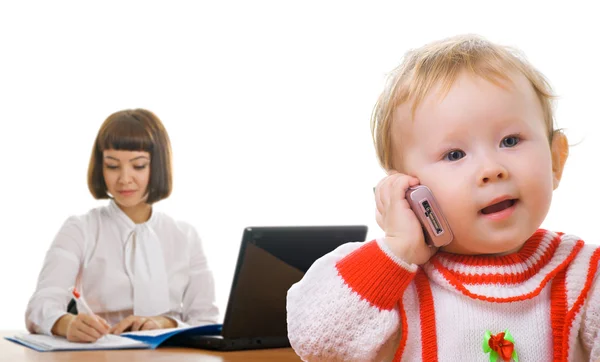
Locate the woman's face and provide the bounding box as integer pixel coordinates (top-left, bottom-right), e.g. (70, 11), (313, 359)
(102, 149), (151, 209)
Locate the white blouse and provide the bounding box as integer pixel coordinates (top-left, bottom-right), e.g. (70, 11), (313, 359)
(26, 200), (219, 335)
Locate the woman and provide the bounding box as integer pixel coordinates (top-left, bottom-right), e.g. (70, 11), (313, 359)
(26, 109), (218, 342)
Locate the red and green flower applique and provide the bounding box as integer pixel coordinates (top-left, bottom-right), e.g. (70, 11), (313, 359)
(482, 330), (518, 362)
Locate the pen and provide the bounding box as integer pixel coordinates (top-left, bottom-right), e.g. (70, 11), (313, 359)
(68, 287), (111, 339)
(69, 286), (95, 316)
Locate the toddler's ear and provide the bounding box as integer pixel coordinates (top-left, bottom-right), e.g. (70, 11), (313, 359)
(551, 131), (569, 190)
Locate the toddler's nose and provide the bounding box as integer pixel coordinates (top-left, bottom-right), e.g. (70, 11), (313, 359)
(478, 161), (508, 185)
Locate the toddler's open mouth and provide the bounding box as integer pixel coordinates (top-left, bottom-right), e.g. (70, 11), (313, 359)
(480, 199), (517, 215)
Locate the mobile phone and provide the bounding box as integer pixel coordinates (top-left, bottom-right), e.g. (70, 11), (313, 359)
(405, 185), (453, 247)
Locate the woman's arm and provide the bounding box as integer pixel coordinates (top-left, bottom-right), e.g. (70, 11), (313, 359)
(25, 216), (86, 335)
(287, 239), (417, 362)
(178, 223), (219, 326)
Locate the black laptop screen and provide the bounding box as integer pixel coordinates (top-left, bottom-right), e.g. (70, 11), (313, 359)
(222, 225), (368, 340)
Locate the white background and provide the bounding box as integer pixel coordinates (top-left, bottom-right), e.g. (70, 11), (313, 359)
(0, 1), (598, 330)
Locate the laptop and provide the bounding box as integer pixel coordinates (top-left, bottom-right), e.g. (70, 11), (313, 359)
(170, 225), (368, 351)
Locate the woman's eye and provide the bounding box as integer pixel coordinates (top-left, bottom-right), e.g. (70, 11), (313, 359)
(133, 165), (148, 170)
(444, 150), (465, 161)
(105, 165), (119, 170)
(501, 135), (520, 148)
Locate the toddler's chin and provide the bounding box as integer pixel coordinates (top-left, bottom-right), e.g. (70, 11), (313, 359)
(490, 243), (525, 256)
(440, 239), (525, 256)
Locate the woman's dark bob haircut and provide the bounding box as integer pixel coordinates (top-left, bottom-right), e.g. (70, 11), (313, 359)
(87, 109), (172, 204)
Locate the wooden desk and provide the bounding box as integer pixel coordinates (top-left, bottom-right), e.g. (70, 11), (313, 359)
(0, 331), (302, 362)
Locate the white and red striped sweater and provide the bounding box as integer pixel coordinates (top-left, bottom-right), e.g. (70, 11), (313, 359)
(287, 229), (600, 361)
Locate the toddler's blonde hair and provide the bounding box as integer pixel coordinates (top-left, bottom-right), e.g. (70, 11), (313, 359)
(371, 34), (556, 170)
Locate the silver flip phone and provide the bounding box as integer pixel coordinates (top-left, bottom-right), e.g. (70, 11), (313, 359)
(405, 185), (453, 247)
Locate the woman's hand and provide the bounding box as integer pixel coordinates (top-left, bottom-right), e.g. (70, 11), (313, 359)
(375, 170), (438, 265)
(109, 315), (177, 335)
(52, 313), (110, 342)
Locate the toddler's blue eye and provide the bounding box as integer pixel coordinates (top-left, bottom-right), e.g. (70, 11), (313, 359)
(501, 136), (520, 148)
(444, 150), (465, 161)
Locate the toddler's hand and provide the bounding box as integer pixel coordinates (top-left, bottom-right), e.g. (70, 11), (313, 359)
(375, 171), (438, 265)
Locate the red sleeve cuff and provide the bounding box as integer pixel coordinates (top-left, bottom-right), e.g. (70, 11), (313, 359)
(335, 240), (416, 310)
